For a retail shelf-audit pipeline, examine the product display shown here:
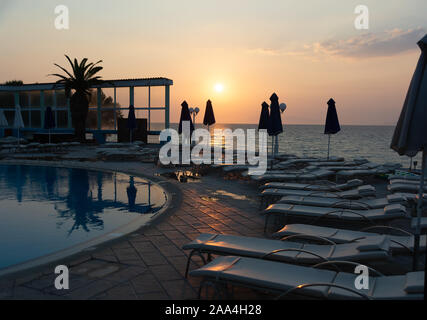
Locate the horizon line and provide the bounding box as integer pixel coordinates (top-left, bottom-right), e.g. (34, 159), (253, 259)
(162, 122), (396, 127)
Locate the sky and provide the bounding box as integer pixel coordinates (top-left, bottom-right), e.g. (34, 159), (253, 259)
(0, 0), (426, 125)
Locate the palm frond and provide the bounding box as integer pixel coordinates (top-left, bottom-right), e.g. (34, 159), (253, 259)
(50, 55), (104, 98)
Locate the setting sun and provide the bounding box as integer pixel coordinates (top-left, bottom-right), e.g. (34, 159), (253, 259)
(214, 83), (224, 93)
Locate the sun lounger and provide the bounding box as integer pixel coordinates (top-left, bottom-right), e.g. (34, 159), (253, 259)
(336, 168), (388, 179)
(274, 157), (344, 169)
(273, 224), (426, 255)
(252, 169), (335, 183)
(315, 160), (369, 167)
(183, 233), (393, 277)
(259, 179), (363, 191)
(261, 185), (376, 200)
(323, 163), (381, 172)
(276, 194), (408, 209)
(263, 203), (408, 232)
(389, 179), (422, 185)
(388, 183), (427, 194)
(190, 256), (424, 300)
(388, 173), (422, 181)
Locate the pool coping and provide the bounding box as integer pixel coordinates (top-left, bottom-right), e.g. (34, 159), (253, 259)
(0, 160), (182, 280)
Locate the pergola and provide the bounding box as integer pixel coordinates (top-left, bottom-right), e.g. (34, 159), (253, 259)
(0, 77), (173, 143)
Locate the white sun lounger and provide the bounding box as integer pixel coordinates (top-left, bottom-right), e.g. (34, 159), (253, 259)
(276, 194), (408, 210)
(190, 256), (424, 300)
(336, 168), (388, 179)
(263, 203), (408, 231)
(273, 224), (426, 255)
(315, 160), (369, 167)
(252, 169), (335, 183)
(389, 179), (423, 185)
(388, 183), (427, 194)
(261, 185), (376, 200)
(182, 233), (393, 277)
(259, 179), (363, 191)
(275, 158), (344, 169)
(388, 174), (422, 181)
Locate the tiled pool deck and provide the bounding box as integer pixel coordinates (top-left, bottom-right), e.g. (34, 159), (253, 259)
(0, 161), (265, 300)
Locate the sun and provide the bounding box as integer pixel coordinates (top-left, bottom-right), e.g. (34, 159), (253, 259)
(214, 83), (224, 93)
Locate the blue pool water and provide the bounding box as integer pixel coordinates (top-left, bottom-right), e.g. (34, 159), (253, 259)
(0, 165), (167, 272)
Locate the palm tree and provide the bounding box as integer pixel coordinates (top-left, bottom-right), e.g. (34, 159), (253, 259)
(51, 55), (104, 142)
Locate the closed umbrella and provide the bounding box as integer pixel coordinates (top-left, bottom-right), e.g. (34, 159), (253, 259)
(44, 106), (56, 144)
(268, 93), (283, 163)
(0, 109), (8, 127)
(258, 102), (270, 164)
(127, 105), (137, 143)
(203, 100), (216, 131)
(391, 34), (427, 273)
(13, 105), (24, 147)
(178, 101), (194, 146)
(324, 98), (341, 160)
(258, 102), (270, 130)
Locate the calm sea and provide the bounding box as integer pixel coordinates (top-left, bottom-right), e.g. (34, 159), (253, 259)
(144, 123), (421, 168)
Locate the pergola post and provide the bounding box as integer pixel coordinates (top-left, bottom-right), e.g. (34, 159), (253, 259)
(148, 86), (151, 131)
(53, 90), (58, 128)
(97, 88), (102, 130)
(40, 90), (45, 129)
(113, 87), (117, 130)
(67, 97), (71, 129)
(28, 94), (32, 128)
(130, 86), (135, 106)
(14, 92), (19, 107)
(165, 85), (170, 129)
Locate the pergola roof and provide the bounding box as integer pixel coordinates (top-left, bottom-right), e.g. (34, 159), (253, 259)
(0, 77), (173, 92)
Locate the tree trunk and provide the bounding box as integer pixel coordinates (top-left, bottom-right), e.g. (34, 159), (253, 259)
(70, 91), (89, 142)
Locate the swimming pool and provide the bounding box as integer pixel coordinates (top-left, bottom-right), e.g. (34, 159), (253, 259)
(0, 164), (167, 274)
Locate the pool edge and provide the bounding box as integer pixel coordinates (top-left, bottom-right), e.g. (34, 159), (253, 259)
(0, 160), (182, 279)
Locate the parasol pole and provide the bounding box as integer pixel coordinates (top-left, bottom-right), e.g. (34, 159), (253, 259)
(327, 134), (331, 160)
(413, 150), (426, 270)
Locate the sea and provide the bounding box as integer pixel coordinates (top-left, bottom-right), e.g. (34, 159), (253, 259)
(117, 123), (422, 168)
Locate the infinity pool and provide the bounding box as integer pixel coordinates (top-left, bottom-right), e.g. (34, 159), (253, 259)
(0, 165), (167, 273)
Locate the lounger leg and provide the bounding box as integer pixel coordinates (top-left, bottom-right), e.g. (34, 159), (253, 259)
(259, 196), (264, 210)
(264, 215), (270, 234)
(185, 250), (207, 278)
(198, 280), (223, 299)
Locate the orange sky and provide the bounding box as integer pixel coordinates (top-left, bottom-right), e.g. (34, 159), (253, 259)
(0, 0), (426, 125)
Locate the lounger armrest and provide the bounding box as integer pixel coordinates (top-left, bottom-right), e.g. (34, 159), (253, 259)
(315, 209), (372, 222)
(280, 234), (337, 245)
(405, 272), (424, 293)
(384, 204), (406, 215)
(277, 283), (371, 300)
(312, 261), (384, 276)
(360, 225), (413, 236)
(331, 200), (370, 209)
(307, 191), (340, 197)
(182, 234), (218, 250)
(261, 248), (328, 262)
(356, 235), (389, 252)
